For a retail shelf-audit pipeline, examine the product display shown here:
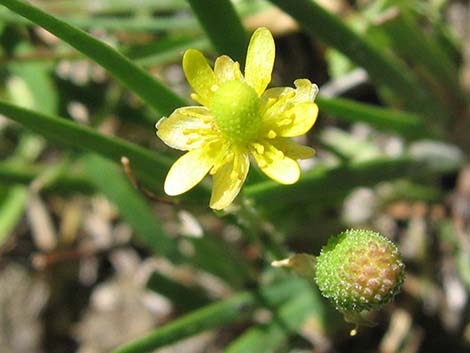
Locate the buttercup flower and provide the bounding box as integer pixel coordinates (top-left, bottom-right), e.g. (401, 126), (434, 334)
(157, 27), (319, 209)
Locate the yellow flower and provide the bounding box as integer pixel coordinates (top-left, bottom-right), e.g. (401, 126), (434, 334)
(156, 27), (319, 210)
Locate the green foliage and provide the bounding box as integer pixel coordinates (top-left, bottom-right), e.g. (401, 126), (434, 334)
(0, 0), (467, 352)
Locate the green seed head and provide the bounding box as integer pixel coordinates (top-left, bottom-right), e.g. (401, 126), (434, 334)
(314, 229), (405, 312)
(211, 80), (262, 144)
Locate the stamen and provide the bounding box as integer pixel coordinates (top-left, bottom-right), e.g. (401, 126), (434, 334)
(190, 93), (200, 102)
(251, 142), (264, 154)
(267, 130), (277, 139)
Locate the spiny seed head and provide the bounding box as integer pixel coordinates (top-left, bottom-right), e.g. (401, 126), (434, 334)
(211, 80), (262, 144)
(314, 229), (405, 312)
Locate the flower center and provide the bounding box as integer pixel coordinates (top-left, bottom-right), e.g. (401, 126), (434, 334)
(211, 80), (262, 144)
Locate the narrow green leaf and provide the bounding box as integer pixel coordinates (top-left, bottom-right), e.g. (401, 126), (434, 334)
(109, 278), (309, 353)
(316, 96), (434, 139)
(0, 42), (60, 245)
(319, 127), (382, 162)
(244, 156), (453, 206)
(378, 4), (463, 106)
(223, 290), (321, 353)
(1, 0), (189, 15)
(0, 101), (175, 194)
(0, 186), (28, 244)
(134, 37), (211, 67)
(267, 0), (445, 120)
(186, 0), (248, 65)
(9, 44), (58, 115)
(0, 0), (187, 115)
(82, 154), (179, 258)
(189, 235), (253, 288)
(0, 162), (94, 194)
(147, 271), (211, 311)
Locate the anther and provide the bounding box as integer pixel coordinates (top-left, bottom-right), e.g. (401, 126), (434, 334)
(267, 130), (277, 139)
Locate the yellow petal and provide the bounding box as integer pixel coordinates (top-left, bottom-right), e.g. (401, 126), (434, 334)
(214, 55), (242, 84)
(293, 79), (319, 103)
(262, 86), (294, 100)
(164, 148), (214, 196)
(261, 79), (319, 137)
(252, 143), (300, 184)
(244, 27), (275, 96)
(272, 138), (315, 159)
(183, 49), (217, 106)
(156, 106), (214, 151)
(210, 151), (249, 210)
(275, 102), (319, 137)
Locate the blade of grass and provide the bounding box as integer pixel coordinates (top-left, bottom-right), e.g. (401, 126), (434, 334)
(0, 12), (200, 32)
(147, 271), (211, 311)
(189, 234), (253, 289)
(186, 0), (248, 65)
(223, 290), (325, 353)
(0, 42), (60, 245)
(134, 37), (211, 68)
(0, 186), (28, 244)
(109, 278), (310, 353)
(316, 95), (435, 139)
(0, 11), (201, 32)
(0, 101), (181, 196)
(23, 0), (188, 15)
(378, 4), (463, 108)
(84, 154), (253, 285)
(0, 0), (187, 115)
(0, 162), (94, 194)
(244, 156), (457, 206)
(319, 127), (382, 162)
(60, 15), (199, 32)
(0, 1), (266, 31)
(81, 154), (179, 258)
(9, 44), (58, 115)
(267, 0), (446, 121)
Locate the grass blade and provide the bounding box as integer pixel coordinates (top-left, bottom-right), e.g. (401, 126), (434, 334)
(109, 278), (309, 353)
(133, 37), (211, 68)
(316, 96), (434, 139)
(267, 0), (445, 121)
(0, 162), (93, 194)
(378, 4), (463, 107)
(0, 11), (200, 32)
(10, 0), (188, 15)
(186, 0), (248, 64)
(223, 290), (324, 353)
(82, 154), (179, 258)
(147, 271), (211, 311)
(244, 156), (455, 206)
(0, 186), (28, 244)
(0, 101), (176, 195)
(0, 0), (187, 115)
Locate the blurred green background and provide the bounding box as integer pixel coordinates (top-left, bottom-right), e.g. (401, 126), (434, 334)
(0, 0), (469, 352)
